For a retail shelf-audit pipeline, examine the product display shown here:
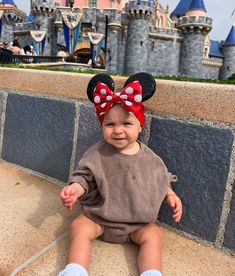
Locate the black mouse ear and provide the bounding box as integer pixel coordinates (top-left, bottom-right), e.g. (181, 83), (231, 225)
(87, 73), (115, 102)
(123, 72), (156, 102)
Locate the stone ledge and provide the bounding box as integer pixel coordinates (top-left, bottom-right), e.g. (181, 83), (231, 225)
(0, 68), (234, 124)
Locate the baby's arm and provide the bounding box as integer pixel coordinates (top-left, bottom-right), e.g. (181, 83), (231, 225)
(165, 187), (182, 223)
(60, 183), (86, 210)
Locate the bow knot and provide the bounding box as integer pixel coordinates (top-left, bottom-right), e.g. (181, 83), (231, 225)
(93, 81), (145, 126)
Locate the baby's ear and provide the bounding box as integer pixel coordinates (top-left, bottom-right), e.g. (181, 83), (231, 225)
(87, 73), (115, 102)
(123, 72), (156, 102)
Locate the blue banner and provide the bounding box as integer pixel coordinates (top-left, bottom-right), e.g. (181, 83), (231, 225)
(63, 22), (70, 53)
(90, 42), (94, 62)
(72, 23), (81, 52)
(95, 40), (103, 61)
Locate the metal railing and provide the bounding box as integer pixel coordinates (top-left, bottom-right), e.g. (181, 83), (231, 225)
(0, 48), (64, 64)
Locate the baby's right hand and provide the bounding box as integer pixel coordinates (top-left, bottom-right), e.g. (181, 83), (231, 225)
(60, 183), (85, 210)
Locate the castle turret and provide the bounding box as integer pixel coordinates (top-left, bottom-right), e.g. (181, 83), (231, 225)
(124, 0), (155, 74)
(0, 0), (27, 42)
(220, 24), (235, 80)
(176, 0), (212, 78)
(31, 0), (56, 55)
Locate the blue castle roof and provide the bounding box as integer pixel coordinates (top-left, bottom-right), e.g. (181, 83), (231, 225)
(188, 0), (206, 12)
(26, 12), (35, 23)
(209, 40), (223, 58)
(224, 25), (235, 45)
(0, 0), (16, 5)
(171, 0), (206, 17)
(171, 0), (192, 17)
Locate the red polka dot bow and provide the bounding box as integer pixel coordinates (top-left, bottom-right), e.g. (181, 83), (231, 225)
(93, 81), (145, 127)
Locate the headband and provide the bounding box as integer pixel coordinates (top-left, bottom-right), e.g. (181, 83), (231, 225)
(87, 72), (156, 127)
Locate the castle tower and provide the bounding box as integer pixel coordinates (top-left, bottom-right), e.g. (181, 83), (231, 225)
(177, 0), (212, 78)
(124, 0), (155, 74)
(0, 0), (27, 42)
(220, 24), (235, 80)
(31, 0), (56, 55)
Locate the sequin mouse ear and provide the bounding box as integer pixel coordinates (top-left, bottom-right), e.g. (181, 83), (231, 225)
(123, 72), (156, 102)
(87, 73), (115, 102)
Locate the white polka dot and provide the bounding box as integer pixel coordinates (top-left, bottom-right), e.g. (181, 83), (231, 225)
(100, 88), (107, 95)
(100, 112), (105, 116)
(125, 100), (133, 106)
(94, 96), (101, 103)
(134, 94), (142, 102)
(129, 111), (134, 115)
(116, 92), (121, 96)
(120, 95), (128, 100)
(106, 95), (112, 101)
(101, 103), (107, 108)
(125, 87), (134, 94)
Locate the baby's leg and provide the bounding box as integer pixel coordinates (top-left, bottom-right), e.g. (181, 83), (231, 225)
(130, 223), (164, 275)
(67, 213), (104, 270)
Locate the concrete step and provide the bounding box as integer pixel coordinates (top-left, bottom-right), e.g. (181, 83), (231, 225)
(1, 161), (234, 276)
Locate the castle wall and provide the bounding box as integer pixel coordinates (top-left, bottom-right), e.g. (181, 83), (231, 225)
(202, 57), (222, 80)
(148, 36), (181, 76)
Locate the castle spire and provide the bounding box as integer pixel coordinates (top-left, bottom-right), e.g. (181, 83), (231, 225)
(188, 0), (206, 12)
(171, 0), (192, 18)
(0, 0), (16, 5)
(224, 25), (235, 45)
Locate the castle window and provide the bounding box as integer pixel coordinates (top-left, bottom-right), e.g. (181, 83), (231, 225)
(90, 0), (97, 8)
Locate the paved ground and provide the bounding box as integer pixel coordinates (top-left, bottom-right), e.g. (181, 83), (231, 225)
(1, 161), (234, 276)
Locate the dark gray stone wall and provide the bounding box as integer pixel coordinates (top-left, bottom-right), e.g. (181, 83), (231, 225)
(148, 39), (181, 76)
(223, 180), (235, 251)
(203, 64), (221, 80)
(75, 104), (103, 168)
(0, 92), (5, 129)
(2, 94), (75, 182)
(148, 117), (234, 242)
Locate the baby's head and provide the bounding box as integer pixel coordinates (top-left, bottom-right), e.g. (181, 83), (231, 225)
(87, 72), (156, 125)
(87, 73), (156, 151)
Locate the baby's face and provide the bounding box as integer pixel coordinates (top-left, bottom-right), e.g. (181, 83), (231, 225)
(102, 104), (142, 153)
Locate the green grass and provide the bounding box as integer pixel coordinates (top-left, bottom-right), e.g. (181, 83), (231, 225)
(0, 63), (234, 85)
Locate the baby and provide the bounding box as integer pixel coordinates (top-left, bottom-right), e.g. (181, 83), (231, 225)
(59, 73), (182, 276)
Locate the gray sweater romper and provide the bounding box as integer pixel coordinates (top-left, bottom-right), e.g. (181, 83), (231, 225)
(69, 140), (176, 243)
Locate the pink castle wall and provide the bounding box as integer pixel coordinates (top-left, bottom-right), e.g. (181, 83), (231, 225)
(56, 0), (128, 11)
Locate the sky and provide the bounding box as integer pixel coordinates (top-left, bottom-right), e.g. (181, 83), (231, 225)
(13, 0), (235, 42)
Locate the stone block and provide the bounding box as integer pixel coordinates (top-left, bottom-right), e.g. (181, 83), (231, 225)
(75, 104), (103, 166)
(223, 180), (235, 250)
(2, 94), (75, 182)
(148, 117), (234, 242)
(0, 92), (5, 132)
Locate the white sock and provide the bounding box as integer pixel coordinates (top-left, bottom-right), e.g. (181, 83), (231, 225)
(140, 269), (162, 276)
(57, 263), (88, 276)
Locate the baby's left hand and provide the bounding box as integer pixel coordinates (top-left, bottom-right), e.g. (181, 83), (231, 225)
(165, 192), (182, 223)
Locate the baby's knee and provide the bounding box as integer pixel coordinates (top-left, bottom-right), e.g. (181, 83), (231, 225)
(144, 224), (164, 240)
(133, 224), (164, 246)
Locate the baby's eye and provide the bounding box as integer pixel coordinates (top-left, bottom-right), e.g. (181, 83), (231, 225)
(124, 122), (132, 126)
(105, 123), (115, 127)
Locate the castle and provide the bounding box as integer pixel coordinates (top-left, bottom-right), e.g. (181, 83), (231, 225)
(0, 0), (235, 80)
